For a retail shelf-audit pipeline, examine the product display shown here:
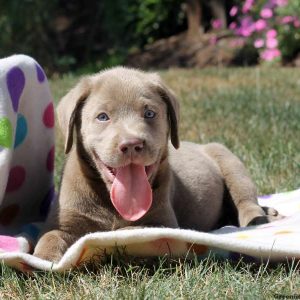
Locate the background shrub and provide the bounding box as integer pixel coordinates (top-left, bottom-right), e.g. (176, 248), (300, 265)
(0, 0), (184, 72)
(228, 0), (300, 63)
(1, 0), (299, 72)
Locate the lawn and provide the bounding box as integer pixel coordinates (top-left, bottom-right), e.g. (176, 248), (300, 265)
(1, 67), (300, 299)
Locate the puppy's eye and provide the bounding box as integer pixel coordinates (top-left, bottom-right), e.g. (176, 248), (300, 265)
(97, 113), (110, 121)
(144, 109), (156, 119)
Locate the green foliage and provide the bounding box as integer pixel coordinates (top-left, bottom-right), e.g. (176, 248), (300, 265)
(101, 0), (184, 48)
(0, 0), (185, 72)
(0, 0), (61, 71)
(2, 0), (298, 71)
(276, 1), (300, 60)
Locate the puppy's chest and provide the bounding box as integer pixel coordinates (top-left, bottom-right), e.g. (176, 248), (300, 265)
(82, 199), (131, 231)
(95, 212), (132, 231)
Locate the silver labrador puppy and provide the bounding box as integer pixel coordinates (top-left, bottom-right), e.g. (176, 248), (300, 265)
(34, 67), (281, 262)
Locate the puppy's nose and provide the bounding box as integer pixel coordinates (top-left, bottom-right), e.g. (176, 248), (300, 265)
(119, 138), (144, 154)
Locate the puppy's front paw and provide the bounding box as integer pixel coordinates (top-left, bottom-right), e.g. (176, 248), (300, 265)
(246, 215), (270, 226)
(33, 230), (70, 262)
(34, 248), (63, 263)
(265, 207), (277, 215)
(246, 207), (285, 226)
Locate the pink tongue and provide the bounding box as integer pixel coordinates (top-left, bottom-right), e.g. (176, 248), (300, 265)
(110, 164), (152, 221)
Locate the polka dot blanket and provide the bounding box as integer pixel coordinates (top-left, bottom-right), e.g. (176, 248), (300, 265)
(0, 55), (54, 256)
(0, 55), (299, 272)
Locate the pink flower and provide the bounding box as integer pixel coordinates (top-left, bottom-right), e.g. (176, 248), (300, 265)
(266, 37), (278, 48)
(237, 28), (253, 37)
(281, 16), (294, 24)
(236, 16), (255, 37)
(255, 19), (267, 31)
(266, 0), (277, 8)
(229, 22), (237, 30)
(294, 19), (300, 28)
(229, 6), (238, 17)
(266, 29), (277, 39)
(211, 19), (222, 29)
(242, 0), (254, 13)
(254, 39), (264, 48)
(261, 48), (281, 61)
(276, 0), (288, 7)
(260, 8), (273, 19)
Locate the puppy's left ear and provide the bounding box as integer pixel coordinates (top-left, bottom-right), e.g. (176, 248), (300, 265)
(149, 75), (180, 149)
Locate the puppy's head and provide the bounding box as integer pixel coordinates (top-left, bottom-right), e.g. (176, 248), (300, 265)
(57, 67), (179, 221)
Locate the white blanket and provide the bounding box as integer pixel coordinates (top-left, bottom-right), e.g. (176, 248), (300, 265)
(0, 188), (299, 272)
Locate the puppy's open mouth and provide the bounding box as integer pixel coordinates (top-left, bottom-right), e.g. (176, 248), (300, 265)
(103, 164), (155, 183)
(93, 152), (156, 222)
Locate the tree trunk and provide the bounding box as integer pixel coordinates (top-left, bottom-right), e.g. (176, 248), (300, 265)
(185, 0), (203, 40)
(209, 0), (227, 29)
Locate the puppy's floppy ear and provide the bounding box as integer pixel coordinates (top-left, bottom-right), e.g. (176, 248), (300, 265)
(149, 75), (180, 149)
(57, 77), (91, 154)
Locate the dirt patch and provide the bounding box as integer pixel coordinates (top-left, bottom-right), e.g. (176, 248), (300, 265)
(126, 31), (258, 69)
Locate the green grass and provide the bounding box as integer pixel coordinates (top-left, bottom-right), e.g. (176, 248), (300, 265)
(1, 257), (300, 299)
(2, 67), (300, 299)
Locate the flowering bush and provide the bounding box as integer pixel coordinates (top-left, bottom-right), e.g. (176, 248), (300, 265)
(227, 0), (300, 63)
(276, 1), (300, 61)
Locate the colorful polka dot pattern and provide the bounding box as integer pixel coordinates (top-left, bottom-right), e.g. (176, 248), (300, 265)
(36, 64), (45, 83)
(14, 114), (28, 148)
(0, 117), (13, 148)
(43, 103), (54, 128)
(0, 57), (55, 229)
(5, 166), (26, 193)
(6, 67), (25, 112)
(0, 235), (19, 251)
(46, 146), (55, 172)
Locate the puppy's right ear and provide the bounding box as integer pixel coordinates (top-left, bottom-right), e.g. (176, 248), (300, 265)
(57, 77), (91, 154)
(147, 74), (180, 149)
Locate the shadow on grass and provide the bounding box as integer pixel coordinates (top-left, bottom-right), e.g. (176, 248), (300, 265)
(73, 250), (300, 278)
(1, 250), (299, 280)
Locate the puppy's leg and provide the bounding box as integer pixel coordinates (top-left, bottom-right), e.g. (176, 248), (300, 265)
(203, 143), (282, 226)
(33, 230), (77, 262)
